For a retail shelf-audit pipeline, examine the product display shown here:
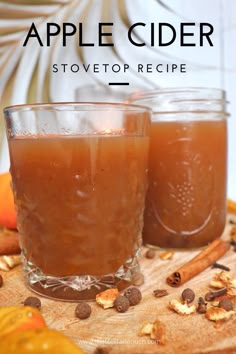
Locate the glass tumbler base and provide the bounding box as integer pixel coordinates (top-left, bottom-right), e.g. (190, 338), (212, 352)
(23, 254), (141, 301)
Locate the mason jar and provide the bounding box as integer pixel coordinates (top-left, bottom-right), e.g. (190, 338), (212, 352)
(128, 88), (228, 248)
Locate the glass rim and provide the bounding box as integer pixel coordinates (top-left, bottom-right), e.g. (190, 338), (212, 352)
(4, 101), (151, 114)
(151, 111), (230, 119)
(128, 87), (229, 118)
(128, 87), (227, 100)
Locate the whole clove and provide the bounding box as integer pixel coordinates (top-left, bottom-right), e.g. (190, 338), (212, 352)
(204, 288), (227, 302)
(211, 262), (230, 272)
(197, 297), (207, 314)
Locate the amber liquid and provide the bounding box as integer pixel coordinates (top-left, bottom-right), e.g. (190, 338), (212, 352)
(144, 120), (227, 248)
(9, 135), (148, 276)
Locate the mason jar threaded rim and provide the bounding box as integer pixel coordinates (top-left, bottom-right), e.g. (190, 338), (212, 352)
(128, 87), (229, 120)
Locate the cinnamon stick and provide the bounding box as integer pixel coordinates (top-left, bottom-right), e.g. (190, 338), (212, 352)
(167, 239), (230, 287)
(0, 228), (20, 255)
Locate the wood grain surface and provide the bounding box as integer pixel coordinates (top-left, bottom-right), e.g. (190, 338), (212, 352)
(1, 217), (236, 354)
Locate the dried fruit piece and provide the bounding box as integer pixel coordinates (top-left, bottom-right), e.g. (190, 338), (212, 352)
(139, 320), (166, 345)
(159, 251), (174, 260)
(205, 306), (235, 322)
(96, 288), (119, 309)
(218, 271), (234, 285)
(150, 320), (166, 345)
(0, 274), (3, 287)
(23, 297), (41, 310)
(210, 271), (236, 289)
(227, 199), (236, 214)
(114, 296), (129, 313)
(181, 288), (195, 304)
(145, 249), (155, 259)
(219, 298), (234, 311)
(210, 279), (226, 289)
(139, 322), (154, 336)
(169, 299), (196, 315)
(230, 227), (236, 243)
(0, 255), (21, 271)
(153, 289), (169, 298)
(75, 303), (91, 319)
(124, 287), (142, 306)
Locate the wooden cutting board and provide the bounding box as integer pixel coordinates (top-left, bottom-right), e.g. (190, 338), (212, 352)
(1, 218), (236, 354)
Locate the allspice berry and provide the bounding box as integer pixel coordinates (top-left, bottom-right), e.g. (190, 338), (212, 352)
(132, 272), (144, 287)
(75, 302), (92, 319)
(23, 296), (41, 310)
(145, 249), (155, 259)
(219, 298), (234, 311)
(0, 274), (3, 288)
(181, 288), (195, 304)
(124, 287), (142, 306)
(114, 295), (129, 313)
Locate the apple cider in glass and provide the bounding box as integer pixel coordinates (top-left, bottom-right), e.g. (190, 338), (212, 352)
(4, 103), (150, 300)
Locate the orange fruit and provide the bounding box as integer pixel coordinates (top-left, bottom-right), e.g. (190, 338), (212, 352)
(0, 328), (85, 354)
(0, 306), (47, 337)
(0, 172), (17, 229)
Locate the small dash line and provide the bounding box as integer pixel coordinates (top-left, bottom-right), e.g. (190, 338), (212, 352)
(108, 82), (130, 86)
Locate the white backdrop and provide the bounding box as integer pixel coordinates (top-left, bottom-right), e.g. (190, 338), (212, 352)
(0, 0), (235, 198)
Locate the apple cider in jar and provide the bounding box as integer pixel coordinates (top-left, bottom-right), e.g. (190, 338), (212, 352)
(129, 88), (228, 248)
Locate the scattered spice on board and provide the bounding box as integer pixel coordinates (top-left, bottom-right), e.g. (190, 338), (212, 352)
(75, 302), (92, 319)
(181, 288), (195, 304)
(159, 250), (174, 260)
(124, 287), (142, 306)
(114, 296), (130, 313)
(145, 249), (156, 259)
(24, 296), (41, 310)
(167, 239), (230, 287)
(153, 289), (169, 298)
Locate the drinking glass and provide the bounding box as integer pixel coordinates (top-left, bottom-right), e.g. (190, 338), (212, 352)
(4, 102), (150, 300)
